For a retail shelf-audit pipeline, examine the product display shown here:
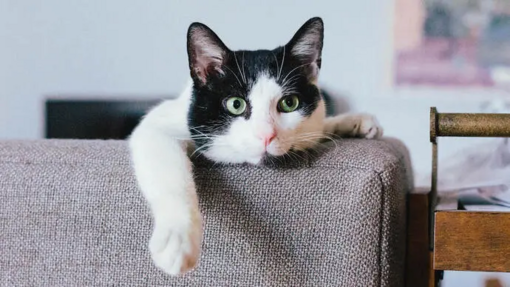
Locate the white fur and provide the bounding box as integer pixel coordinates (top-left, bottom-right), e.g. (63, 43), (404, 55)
(129, 82), (203, 275)
(323, 113), (384, 139)
(205, 74), (307, 164)
(129, 76), (383, 276)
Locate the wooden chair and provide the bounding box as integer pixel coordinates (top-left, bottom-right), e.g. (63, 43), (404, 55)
(406, 108), (510, 287)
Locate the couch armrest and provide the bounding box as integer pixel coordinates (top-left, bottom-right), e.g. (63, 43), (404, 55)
(0, 138), (413, 286)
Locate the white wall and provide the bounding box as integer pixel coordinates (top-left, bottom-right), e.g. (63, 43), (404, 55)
(1, 1), (509, 284)
(0, 0), (388, 137)
(0, 0), (498, 173)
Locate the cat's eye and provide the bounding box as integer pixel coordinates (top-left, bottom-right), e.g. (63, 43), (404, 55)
(225, 97), (247, 115)
(278, 95), (300, 113)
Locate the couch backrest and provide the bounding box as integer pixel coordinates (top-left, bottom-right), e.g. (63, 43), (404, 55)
(0, 139), (413, 286)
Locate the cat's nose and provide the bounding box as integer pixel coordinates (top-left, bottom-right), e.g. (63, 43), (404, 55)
(262, 132), (276, 147)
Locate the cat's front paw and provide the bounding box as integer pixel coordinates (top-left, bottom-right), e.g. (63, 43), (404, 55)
(149, 213), (203, 276)
(354, 114), (383, 139)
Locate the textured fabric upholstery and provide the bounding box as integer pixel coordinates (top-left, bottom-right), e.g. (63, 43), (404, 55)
(0, 139), (413, 287)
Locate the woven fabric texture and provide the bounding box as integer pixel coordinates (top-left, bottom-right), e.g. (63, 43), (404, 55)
(0, 138), (413, 287)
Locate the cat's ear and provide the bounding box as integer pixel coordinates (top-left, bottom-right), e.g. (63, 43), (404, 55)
(286, 17), (324, 80)
(187, 22), (229, 84)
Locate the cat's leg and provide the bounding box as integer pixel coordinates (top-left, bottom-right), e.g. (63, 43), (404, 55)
(324, 113), (383, 139)
(129, 98), (202, 276)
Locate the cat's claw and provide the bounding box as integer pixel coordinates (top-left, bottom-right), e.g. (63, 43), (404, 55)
(149, 218), (202, 276)
(356, 114), (383, 139)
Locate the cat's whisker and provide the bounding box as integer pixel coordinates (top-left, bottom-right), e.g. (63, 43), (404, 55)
(285, 154), (294, 163)
(320, 135), (340, 151)
(233, 52), (247, 84)
(209, 159), (224, 170)
(189, 141), (234, 157)
(190, 143), (213, 157)
(271, 51), (280, 81)
(279, 46), (286, 81)
(281, 63), (310, 86)
(188, 137), (212, 141)
(281, 136), (322, 145)
(293, 138), (323, 146)
(296, 131), (327, 137)
(288, 132), (341, 151)
(242, 52), (247, 84)
(189, 129), (212, 139)
(278, 134), (324, 145)
(287, 150), (306, 162)
(266, 155), (276, 166)
(289, 133), (328, 142)
(224, 66), (243, 86)
(301, 98), (324, 115)
(174, 136), (206, 141)
(321, 131), (343, 140)
(190, 125), (226, 136)
(189, 141), (231, 158)
(281, 74), (301, 91)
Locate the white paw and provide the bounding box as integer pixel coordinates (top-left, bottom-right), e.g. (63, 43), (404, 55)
(149, 216), (203, 276)
(356, 114), (383, 139)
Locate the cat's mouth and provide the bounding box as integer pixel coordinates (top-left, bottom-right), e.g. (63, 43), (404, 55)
(250, 143), (295, 165)
(241, 151), (271, 165)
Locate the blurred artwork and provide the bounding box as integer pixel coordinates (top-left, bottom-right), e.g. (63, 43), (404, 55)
(394, 0), (510, 89)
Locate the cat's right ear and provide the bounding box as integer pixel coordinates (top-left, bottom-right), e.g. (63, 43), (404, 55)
(187, 23), (229, 85)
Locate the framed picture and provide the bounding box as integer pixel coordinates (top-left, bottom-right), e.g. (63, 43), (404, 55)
(393, 0), (510, 90)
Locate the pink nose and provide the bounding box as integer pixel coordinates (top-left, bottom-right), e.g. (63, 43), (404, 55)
(262, 132), (276, 147)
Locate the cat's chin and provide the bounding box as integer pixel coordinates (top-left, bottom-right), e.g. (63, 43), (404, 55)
(201, 147), (289, 165)
(245, 156), (264, 165)
(245, 150), (289, 165)
(201, 150), (265, 165)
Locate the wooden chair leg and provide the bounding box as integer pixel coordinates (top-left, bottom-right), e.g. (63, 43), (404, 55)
(406, 192), (433, 287)
(485, 278), (504, 287)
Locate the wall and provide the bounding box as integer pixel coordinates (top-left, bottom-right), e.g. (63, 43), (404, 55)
(0, 0), (499, 173)
(1, 1), (509, 284)
(0, 0), (386, 138)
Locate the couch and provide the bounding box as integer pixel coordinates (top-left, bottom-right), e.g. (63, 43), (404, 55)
(0, 138), (413, 286)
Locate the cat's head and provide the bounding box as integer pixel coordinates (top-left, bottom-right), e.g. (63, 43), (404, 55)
(187, 17), (326, 164)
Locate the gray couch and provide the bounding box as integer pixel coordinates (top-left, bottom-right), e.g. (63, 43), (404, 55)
(0, 138), (413, 286)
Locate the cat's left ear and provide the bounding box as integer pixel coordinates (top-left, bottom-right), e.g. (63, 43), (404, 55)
(286, 17), (324, 80)
(187, 22), (230, 85)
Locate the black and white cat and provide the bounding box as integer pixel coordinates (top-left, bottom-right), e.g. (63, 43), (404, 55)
(129, 17), (383, 276)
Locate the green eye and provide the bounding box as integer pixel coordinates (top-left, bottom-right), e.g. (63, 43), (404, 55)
(225, 97), (247, 115)
(278, 95), (300, 113)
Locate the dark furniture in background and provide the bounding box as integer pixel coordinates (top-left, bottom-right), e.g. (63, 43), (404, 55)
(45, 99), (161, 139)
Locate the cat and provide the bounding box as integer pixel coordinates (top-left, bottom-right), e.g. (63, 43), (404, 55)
(129, 17), (383, 276)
